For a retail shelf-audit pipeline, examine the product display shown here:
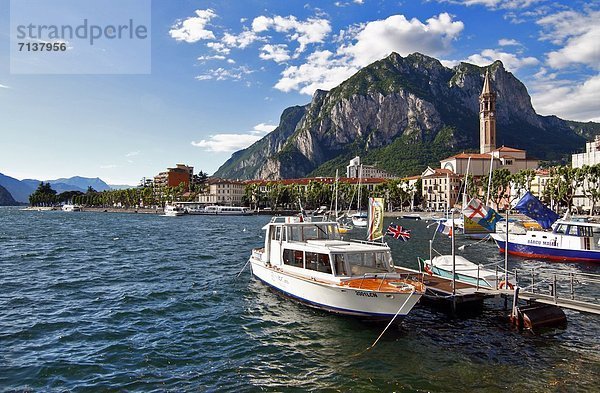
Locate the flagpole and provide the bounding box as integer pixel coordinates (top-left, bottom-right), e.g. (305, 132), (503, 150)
(451, 208), (456, 312)
(504, 207), (509, 289)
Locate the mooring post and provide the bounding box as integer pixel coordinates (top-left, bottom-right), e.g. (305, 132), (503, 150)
(553, 274), (558, 304)
(511, 285), (520, 320)
(570, 272), (574, 300)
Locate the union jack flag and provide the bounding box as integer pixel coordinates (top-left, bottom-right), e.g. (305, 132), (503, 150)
(386, 224), (411, 241)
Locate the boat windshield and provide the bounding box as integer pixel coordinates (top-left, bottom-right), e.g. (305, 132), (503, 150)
(288, 224), (340, 241)
(334, 251), (393, 276)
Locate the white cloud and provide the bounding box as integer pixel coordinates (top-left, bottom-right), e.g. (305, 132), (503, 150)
(498, 38), (521, 46)
(252, 123), (278, 133)
(169, 9), (217, 43)
(191, 122), (278, 152)
(0, 84), (9, 89)
(275, 50), (359, 94)
(530, 73), (600, 122)
(439, 0), (542, 9)
(206, 42), (231, 54)
(100, 164), (117, 169)
(339, 13), (464, 67)
(251, 15), (331, 54)
(191, 134), (262, 152)
(537, 10), (600, 70)
(195, 66), (254, 81)
(259, 44), (291, 62)
(198, 55), (226, 61)
(221, 30), (262, 49)
(125, 151), (140, 157)
(460, 49), (539, 71)
(273, 13), (464, 94)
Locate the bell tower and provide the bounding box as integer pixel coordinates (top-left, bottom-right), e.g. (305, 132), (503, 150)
(479, 70), (496, 154)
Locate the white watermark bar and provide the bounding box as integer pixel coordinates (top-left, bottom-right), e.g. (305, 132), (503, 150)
(10, 0), (151, 74)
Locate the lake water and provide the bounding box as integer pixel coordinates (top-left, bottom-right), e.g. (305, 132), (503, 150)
(1, 207), (598, 391)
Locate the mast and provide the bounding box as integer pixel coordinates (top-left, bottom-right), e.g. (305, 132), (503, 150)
(335, 169), (339, 220)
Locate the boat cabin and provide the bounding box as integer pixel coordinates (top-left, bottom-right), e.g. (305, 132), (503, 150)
(551, 221), (600, 250)
(261, 217), (395, 281)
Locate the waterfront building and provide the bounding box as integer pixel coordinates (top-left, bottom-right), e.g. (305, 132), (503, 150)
(197, 178), (245, 205)
(572, 136), (600, 168)
(346, 156), (393, 178)
(420, 167), (462, 211)
(572, 136), (600, 213)
(153, 164), (194, 188)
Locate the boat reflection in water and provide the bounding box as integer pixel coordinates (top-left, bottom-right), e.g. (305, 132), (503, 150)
(249, 216), (424, 321)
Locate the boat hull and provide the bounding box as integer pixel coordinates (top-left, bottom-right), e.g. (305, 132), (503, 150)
(250, 258), (422, 320)
(491, 236), (600, 262)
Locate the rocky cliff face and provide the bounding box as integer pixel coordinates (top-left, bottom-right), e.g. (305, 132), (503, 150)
(215, 52), (600, 179)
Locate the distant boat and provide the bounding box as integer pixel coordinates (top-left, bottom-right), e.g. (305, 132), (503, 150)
(420, 255), (516, 289)
(164, 204), (184, 217)
(249, 216), (425, 320)
(351, 211), (368, 227)
(62, 204), (81, 212)
(402, 214), (421, 220)
(491, 220), (600, 262)
(187, 205), (252, 216)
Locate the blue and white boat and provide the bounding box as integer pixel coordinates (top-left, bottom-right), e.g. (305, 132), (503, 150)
(491, 220), (600, 262)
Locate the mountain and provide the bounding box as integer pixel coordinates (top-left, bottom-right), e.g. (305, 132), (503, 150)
(214, 52), (600, 180)
(0, 173), (36, 203)
(0, 184), (18, 206)
(0, 173), (112, 203)
(48, 176), (111, 192)
(109, 184), (137, 190)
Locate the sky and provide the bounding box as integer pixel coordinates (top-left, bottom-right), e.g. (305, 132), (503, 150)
(0, 0), (598, 185)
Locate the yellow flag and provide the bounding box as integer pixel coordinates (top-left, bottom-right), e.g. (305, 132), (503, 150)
(368, 197), (385, 241)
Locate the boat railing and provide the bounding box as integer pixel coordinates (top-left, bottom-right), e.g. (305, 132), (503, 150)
(348, 239), (389, 247)
(514, 268), (600, 305)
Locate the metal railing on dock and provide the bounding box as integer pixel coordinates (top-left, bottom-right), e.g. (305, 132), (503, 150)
(513, 268), (600, 315)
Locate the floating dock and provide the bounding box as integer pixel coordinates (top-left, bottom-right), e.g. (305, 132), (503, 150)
(395, 266), (600, 318)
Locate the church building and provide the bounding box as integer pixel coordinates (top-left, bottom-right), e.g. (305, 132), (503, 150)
(422, 69), (539, 210)
(439, 70), (538, 177)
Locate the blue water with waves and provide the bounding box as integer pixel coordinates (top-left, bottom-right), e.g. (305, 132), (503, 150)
(1, 207), (598, 391)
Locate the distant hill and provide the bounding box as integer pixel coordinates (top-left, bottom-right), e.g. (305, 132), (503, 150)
(0, 173), (36, 203)
(109, 184), (137, 190)
(214, 52), (600, 180)
(0, 184), (18, 206)
(0, 173), (111, 203)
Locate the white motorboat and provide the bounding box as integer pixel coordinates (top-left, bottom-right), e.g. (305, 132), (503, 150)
(188, 205), (252, 216)
(351, 212), (368, 227)
(491, 220), (600, 262)
(62, 204), (81, 212)
(164, 204), (185, 216)
(249, 216), (425, 320)
(420, 255), (516, 289)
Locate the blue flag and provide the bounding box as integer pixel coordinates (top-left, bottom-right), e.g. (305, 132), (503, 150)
(514, 192), (559, 229)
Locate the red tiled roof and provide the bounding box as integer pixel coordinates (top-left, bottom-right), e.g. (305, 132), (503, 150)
(493, 145), (525, 152)
(244, 177), (390, 186)
(442, 152), (494, 160)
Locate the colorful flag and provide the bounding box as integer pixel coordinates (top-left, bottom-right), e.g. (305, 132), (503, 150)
(463, 197), (488, 220)
(514, 192), (559, 229)
(463, 197), (503, 233)
(386, 224), (411, 241)
(436, 221), (453, 237)
(368, 197), (385, 241)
